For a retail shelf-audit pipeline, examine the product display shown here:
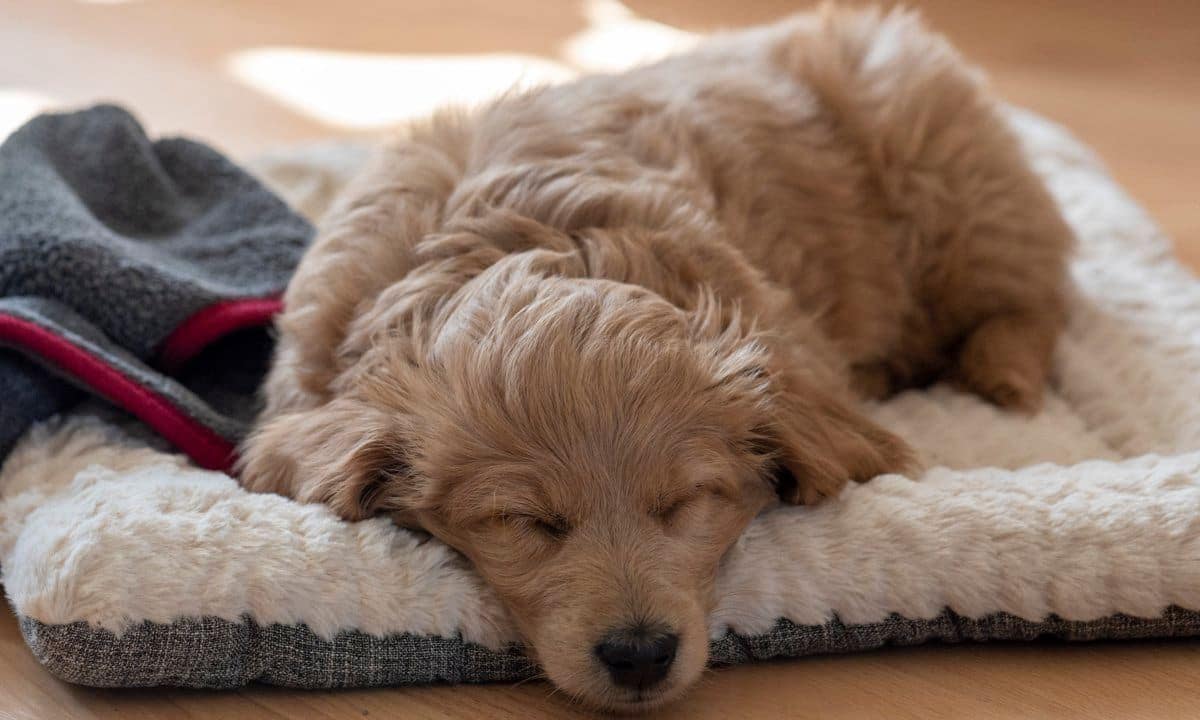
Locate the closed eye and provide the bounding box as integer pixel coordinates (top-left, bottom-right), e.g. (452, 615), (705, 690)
(500, 512), (571, 540)
(531, 514), (571, 539)
(654, 494), (697, 524)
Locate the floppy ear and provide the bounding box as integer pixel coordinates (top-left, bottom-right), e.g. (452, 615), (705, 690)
(237, 397), (415, 521)
(759, 377), (916, 504)
(696, 315), (915, 505)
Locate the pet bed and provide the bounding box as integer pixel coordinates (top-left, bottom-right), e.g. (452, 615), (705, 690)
(3, 108), (1200, 689)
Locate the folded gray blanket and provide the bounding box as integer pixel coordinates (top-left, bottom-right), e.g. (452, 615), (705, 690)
(0, 105), (313, 468)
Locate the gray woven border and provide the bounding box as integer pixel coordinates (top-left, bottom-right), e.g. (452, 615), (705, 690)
(18, 606), (1200, 689)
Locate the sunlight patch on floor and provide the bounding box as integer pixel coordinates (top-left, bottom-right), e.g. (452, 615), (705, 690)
(0, 89), (56, 140)
(562, 0), (699, 73)
(224, 0), (698, 131)
(226, 49), (576, 130)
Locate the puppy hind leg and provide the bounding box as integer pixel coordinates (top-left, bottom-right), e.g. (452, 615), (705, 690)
(952, 311), (1060, 413)
(850, 362), (894, 400)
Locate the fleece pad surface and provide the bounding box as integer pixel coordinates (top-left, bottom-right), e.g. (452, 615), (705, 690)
(3, 109), (1200, 689)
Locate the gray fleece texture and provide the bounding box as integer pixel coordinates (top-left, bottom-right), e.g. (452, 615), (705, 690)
(0, 105), (312, 464)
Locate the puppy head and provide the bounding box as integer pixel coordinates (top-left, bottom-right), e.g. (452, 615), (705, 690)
(243, 258), (910, 710)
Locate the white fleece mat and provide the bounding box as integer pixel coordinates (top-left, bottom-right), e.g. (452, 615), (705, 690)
(2, 109), (1200, 684)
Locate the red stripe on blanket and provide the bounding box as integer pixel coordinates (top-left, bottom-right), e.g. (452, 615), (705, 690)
(0, 314), (237, 472)
(158, 296), (284, 371)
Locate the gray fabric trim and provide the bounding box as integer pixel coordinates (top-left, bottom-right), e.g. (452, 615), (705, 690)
(18, 615), (536, 688)
(19, 606), (1200, 689)
(707, 606), (1200, 666)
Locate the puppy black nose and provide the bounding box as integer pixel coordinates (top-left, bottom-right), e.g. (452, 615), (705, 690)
(594, 628), (678, 689)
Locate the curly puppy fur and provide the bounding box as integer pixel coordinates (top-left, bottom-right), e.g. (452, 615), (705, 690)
(240, 5), (1073, 711)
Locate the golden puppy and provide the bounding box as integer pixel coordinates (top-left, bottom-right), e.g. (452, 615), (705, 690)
(240, 5), (1072, 711)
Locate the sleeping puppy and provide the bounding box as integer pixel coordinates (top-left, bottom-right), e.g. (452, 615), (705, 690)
(240, 5), (1072, 711)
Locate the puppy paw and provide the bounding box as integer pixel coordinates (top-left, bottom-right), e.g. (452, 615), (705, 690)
(962, 367), (1044, 414)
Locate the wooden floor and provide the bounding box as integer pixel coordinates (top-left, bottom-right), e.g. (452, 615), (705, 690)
(2, 0), (1198, 717)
